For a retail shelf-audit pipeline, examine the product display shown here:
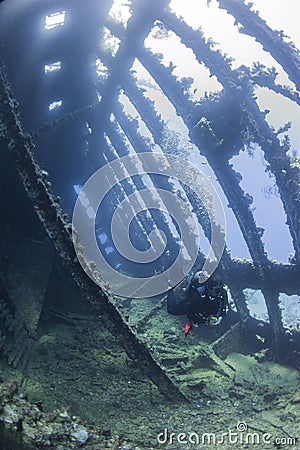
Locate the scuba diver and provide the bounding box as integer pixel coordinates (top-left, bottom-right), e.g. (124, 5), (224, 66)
(167, 271), (229, 336)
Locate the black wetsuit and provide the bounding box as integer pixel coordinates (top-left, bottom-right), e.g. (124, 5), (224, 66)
(167, 280), (228, 325)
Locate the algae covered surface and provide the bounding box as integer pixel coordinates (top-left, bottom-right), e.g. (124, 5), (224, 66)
(0, 300), (299, 450)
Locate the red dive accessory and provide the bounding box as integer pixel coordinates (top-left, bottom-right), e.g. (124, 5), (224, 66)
(184, 319), (193, 336)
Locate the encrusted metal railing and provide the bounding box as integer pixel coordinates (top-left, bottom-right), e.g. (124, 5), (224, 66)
(0, 64), (188, 401)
